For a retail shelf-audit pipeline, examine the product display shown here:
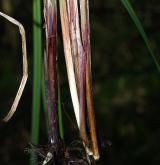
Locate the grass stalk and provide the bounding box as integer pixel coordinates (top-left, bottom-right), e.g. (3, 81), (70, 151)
(59, 0), (99, 161)
(80, 0), (100, 160)
(31, 0), (42, 164)
(67, 0), (88, 146)
(44, 0), (60, 148)
(59, 0), (80, 128)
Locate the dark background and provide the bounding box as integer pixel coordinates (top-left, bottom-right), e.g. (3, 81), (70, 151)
(0, 0), (160, 164)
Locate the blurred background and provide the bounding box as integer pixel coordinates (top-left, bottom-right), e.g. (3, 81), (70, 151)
(0, 0), (160, 164)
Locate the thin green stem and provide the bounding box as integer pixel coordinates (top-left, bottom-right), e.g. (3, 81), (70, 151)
(31, 0), (42, 164)
(58, 80), (64, 139)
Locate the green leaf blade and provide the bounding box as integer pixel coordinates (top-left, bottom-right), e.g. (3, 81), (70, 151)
(121, 0), (160, 72)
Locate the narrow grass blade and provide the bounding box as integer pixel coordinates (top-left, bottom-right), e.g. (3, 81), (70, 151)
(121, 0), (160, 72)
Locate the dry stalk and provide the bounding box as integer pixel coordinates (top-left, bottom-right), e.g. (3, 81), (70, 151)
(44, 0), (60, 148)
(59, 0), (99, 161)
(80, 0), (100, 160)
(59, 0), (80, 128)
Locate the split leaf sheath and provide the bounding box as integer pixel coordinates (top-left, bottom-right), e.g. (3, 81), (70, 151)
(80, 0), (100, 160)
(59, 0), (100, 160)
(59, 0), (81, 128)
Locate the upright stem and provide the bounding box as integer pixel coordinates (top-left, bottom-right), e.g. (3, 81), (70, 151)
(80, 0), (100, 160)
(31, 0), (42, 164)
(44, 0), (59, 147)
(31, 0), (42, 153)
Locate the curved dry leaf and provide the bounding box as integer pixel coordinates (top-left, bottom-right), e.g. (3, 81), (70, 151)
(0, 12), (28, 122)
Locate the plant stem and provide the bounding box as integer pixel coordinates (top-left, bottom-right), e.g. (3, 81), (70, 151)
(31, 0), (42, 164)
(44, 0), (59, 147)
(80, 0), (100, 160)
(67, 0), (88, 146)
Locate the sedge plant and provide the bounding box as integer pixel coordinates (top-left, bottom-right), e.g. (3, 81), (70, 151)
(1, 0), (160, 165)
